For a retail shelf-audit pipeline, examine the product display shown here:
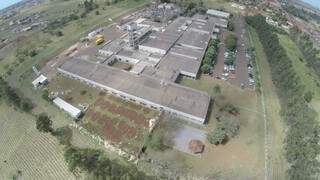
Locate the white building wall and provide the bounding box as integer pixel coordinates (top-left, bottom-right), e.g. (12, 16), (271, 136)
(138, 45), (167, 55)
(115, 55), (140, 64)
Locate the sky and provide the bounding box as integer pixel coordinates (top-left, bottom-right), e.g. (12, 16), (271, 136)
(302, 0), (320, 9)
(0, 0), (23, 10)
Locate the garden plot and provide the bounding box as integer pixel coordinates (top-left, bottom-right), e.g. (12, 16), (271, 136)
(83, 94), (159, 155)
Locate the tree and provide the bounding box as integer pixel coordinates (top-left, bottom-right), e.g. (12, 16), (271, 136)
(225, 34), (237, 51)
(29, 49), (37, 57)
(36, 113), (54, 133)
(42, 89), (50, 101)
(201, 64), (211, 74)
(21, 100), (33, 112)
(304, 91), (313, 103)
(144, 131), (165, 150)
(207, 128), (226, 145)
(95, 10), (100, 15)
(207, 115), (240, 145)
(227, 20), (235, 31)
(219, 116), (240, 138)
(55, 31), (63, 37)
(64, 146), (153, 179)
(54, 126), (72, 145)
(213, 85), (221, 94)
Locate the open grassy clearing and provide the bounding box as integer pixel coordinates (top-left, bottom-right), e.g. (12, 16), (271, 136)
(144, 75), (265, 179)
(204, 0), (241, 13)
(83, 94), (159, 155)
(247, 26), (286, 179)
(47, 75), (100, 107)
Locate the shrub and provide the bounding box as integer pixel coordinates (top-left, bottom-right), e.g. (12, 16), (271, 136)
(225, 34), (237, 52)
(304, 91), (313, 103)
(54, 126), (72, 145)
(201, 64), (211, 74)
(144, 131), (165, 150)
(207, 128), (227, 145)
(36, 113), (54, 134)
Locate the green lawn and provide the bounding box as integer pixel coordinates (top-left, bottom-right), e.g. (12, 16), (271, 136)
(247, 26), (286, 179)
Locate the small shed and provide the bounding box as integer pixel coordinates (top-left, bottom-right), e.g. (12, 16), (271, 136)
(32, 74), (48, 89)
(188, 139), (205, 154)
(53, 97), (82, 119)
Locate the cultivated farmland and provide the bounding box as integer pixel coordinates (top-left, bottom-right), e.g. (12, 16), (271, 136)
(83, 94), (159, 155)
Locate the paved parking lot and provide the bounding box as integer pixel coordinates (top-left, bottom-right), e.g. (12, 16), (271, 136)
(229, 14), (249, 87)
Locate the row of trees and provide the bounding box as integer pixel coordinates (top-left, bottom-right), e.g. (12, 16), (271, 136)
(201, 39), (220, 73)
(246, 15), (320, 179)
(290, 27), (320, 80)
(0, 77), (33, 113)
(64, 146), (154, 180)
(159, 0), (207, 16)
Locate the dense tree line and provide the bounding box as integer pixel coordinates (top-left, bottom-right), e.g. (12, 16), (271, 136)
(0, 77), (33, 112)
(290, 27), (320, 80)
(201, 38), (220, 73)
(246, 15), (320, 179)
(64, 147), (154, 180)
(159, 0), (207, 16)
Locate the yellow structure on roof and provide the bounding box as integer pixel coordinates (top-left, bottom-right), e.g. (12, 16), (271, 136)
(95, 34), (105, 45)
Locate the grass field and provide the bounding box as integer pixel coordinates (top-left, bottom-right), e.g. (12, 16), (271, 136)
(247, 26), (287, 179)
(0, 104), (75, 180)
(143, 75), (265, 179)
(204, 0), (241, 13)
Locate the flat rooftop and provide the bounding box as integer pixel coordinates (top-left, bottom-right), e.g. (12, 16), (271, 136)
(59, 58), (210, 121)
(177, 29), (210, 50)
(158, 53), (202, 77)
(139, 17), (188, 52)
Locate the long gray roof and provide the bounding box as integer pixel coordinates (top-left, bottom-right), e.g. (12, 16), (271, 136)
(59, 58), (210, 121)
